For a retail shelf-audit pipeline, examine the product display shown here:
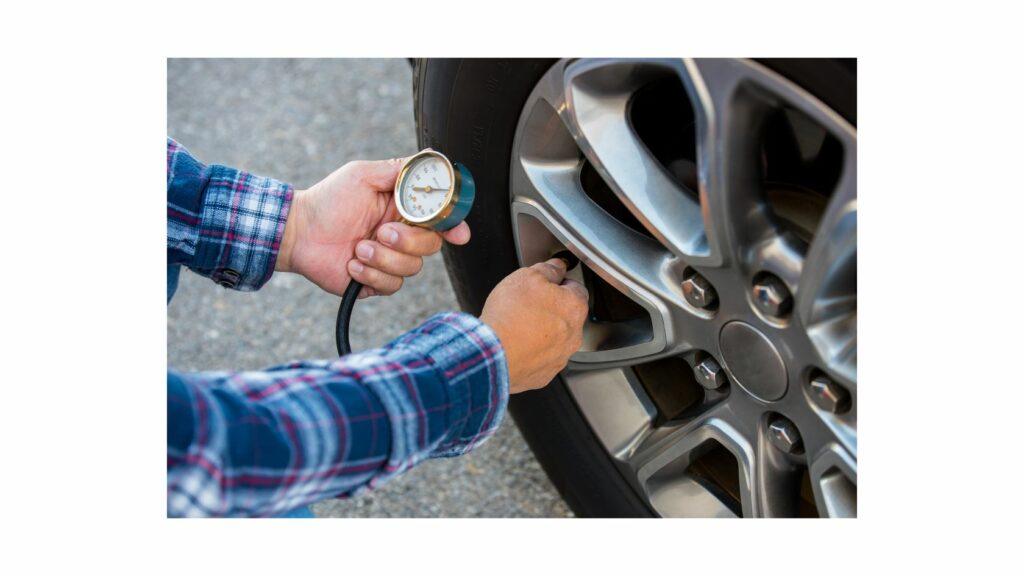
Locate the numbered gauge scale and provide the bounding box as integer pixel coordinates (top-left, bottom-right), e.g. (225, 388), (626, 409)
(394, 150), (475, 231)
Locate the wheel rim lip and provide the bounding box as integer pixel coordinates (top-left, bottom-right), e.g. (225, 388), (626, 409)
(508, 58), (857, 518)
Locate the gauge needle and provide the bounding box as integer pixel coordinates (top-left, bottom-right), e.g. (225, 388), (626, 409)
(412, 186), (446, 192)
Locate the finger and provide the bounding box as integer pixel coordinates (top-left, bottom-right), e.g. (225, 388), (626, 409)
(351, 156), (408, 190)
(347, 260), (404, 295)
(441, 221), (471, 246)
(357, 285), (377, 299)
(377, 222), (443, 256)
(355, 240), (424, 277)
(560, 279), (590, 309)
(530, 258), (568, 284)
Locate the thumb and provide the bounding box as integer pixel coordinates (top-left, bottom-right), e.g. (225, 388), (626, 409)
(530, 258), (568, 284)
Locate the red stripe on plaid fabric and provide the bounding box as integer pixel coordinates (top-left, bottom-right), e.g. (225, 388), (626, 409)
(199, 228), (280, 249)
(168, 206), (200, 226)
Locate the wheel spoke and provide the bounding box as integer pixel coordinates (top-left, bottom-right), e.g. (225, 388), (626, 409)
(511, 196), (686, 367)
(755, 417), (819, 518)
(808, 443), (858, 518)
(678, 59), (779, 269)
(511, 70), (704, 367)
(553, 59), (710, 259)
(561, 367), (657, 460)
(796, 138), (857, 383)
(681, 59), (857, 276)
(629, 400), (757, 517)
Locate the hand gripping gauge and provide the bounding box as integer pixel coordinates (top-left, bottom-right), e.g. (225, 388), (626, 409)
(335, 149), (476, 355)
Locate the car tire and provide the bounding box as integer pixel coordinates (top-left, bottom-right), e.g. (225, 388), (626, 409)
(413, 58), (855, 518)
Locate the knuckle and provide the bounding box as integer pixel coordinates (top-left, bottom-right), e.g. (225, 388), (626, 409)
(377, 224), (399, 245)
(349, 261), (366, 279)
(367, 246), (387, 267)
(344, 160), (367, 176)
(536, 261), (557, 275)
(352, 162), (375, 184)
(418, 233), (442, 255)
(574, 294), (589, 316)
(559, 316), (574, 338)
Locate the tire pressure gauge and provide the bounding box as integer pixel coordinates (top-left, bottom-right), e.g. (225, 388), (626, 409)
(335, 150), (476, 355)
(394, 149), (475, 230)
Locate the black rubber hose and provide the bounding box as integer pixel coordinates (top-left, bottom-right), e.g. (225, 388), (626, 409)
(335, 280), (363, 355)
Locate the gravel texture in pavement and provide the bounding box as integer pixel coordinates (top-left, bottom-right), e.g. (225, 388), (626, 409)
(167, 58), (571, 518)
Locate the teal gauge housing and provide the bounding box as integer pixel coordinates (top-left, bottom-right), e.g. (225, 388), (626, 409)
(433, 161), (475, 231)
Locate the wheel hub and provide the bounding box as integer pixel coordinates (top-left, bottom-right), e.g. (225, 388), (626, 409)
(718, 321), (787, 402)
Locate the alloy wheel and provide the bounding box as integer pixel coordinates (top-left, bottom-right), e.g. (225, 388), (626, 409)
(509, 59), (856, 517)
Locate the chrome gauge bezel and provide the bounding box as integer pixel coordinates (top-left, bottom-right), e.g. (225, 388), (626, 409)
(394, 149), (459, 227)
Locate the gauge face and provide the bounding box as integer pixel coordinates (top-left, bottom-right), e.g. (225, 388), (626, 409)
(398, 153), (453, 220)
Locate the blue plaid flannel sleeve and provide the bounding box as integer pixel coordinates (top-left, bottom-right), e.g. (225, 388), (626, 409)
(168, 313), (509, 518)
(167, 138), (292, 291)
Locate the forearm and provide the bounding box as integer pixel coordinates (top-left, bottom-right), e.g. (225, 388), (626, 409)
(167, 312), (508, 518)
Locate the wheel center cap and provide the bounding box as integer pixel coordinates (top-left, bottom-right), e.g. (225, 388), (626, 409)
(719, 321), (788, 402)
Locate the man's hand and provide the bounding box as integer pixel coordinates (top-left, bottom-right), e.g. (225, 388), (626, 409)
(276, 158), (471, 297)
(480, 258), (590, 394)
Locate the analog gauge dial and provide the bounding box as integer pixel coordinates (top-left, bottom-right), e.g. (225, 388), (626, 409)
(398, 153), (452, 220)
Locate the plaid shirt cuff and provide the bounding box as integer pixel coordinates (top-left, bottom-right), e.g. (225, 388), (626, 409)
(190, 165), (293, 291)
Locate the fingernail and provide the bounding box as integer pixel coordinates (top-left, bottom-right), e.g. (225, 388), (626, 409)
(350, 261), (364, 274)
(381, 227), (399, 245)
(356, 243), (374, 260)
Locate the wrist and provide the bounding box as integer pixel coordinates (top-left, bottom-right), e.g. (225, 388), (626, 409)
(479, 314), (522, 393)
(276, 188), (305, 273)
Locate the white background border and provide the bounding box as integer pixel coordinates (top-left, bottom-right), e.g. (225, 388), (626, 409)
(2, 1), (1022, 573)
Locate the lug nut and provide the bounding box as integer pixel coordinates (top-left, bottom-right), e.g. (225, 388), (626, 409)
(682, 272), (717, 309)
(767, 416), (803, 454)
(752, 274), (792, 318)
(809, 373), (851, 414)
(694, 357), (727, 390)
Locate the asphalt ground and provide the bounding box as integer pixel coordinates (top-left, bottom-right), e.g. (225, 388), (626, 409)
(167, 58), (571, 517)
